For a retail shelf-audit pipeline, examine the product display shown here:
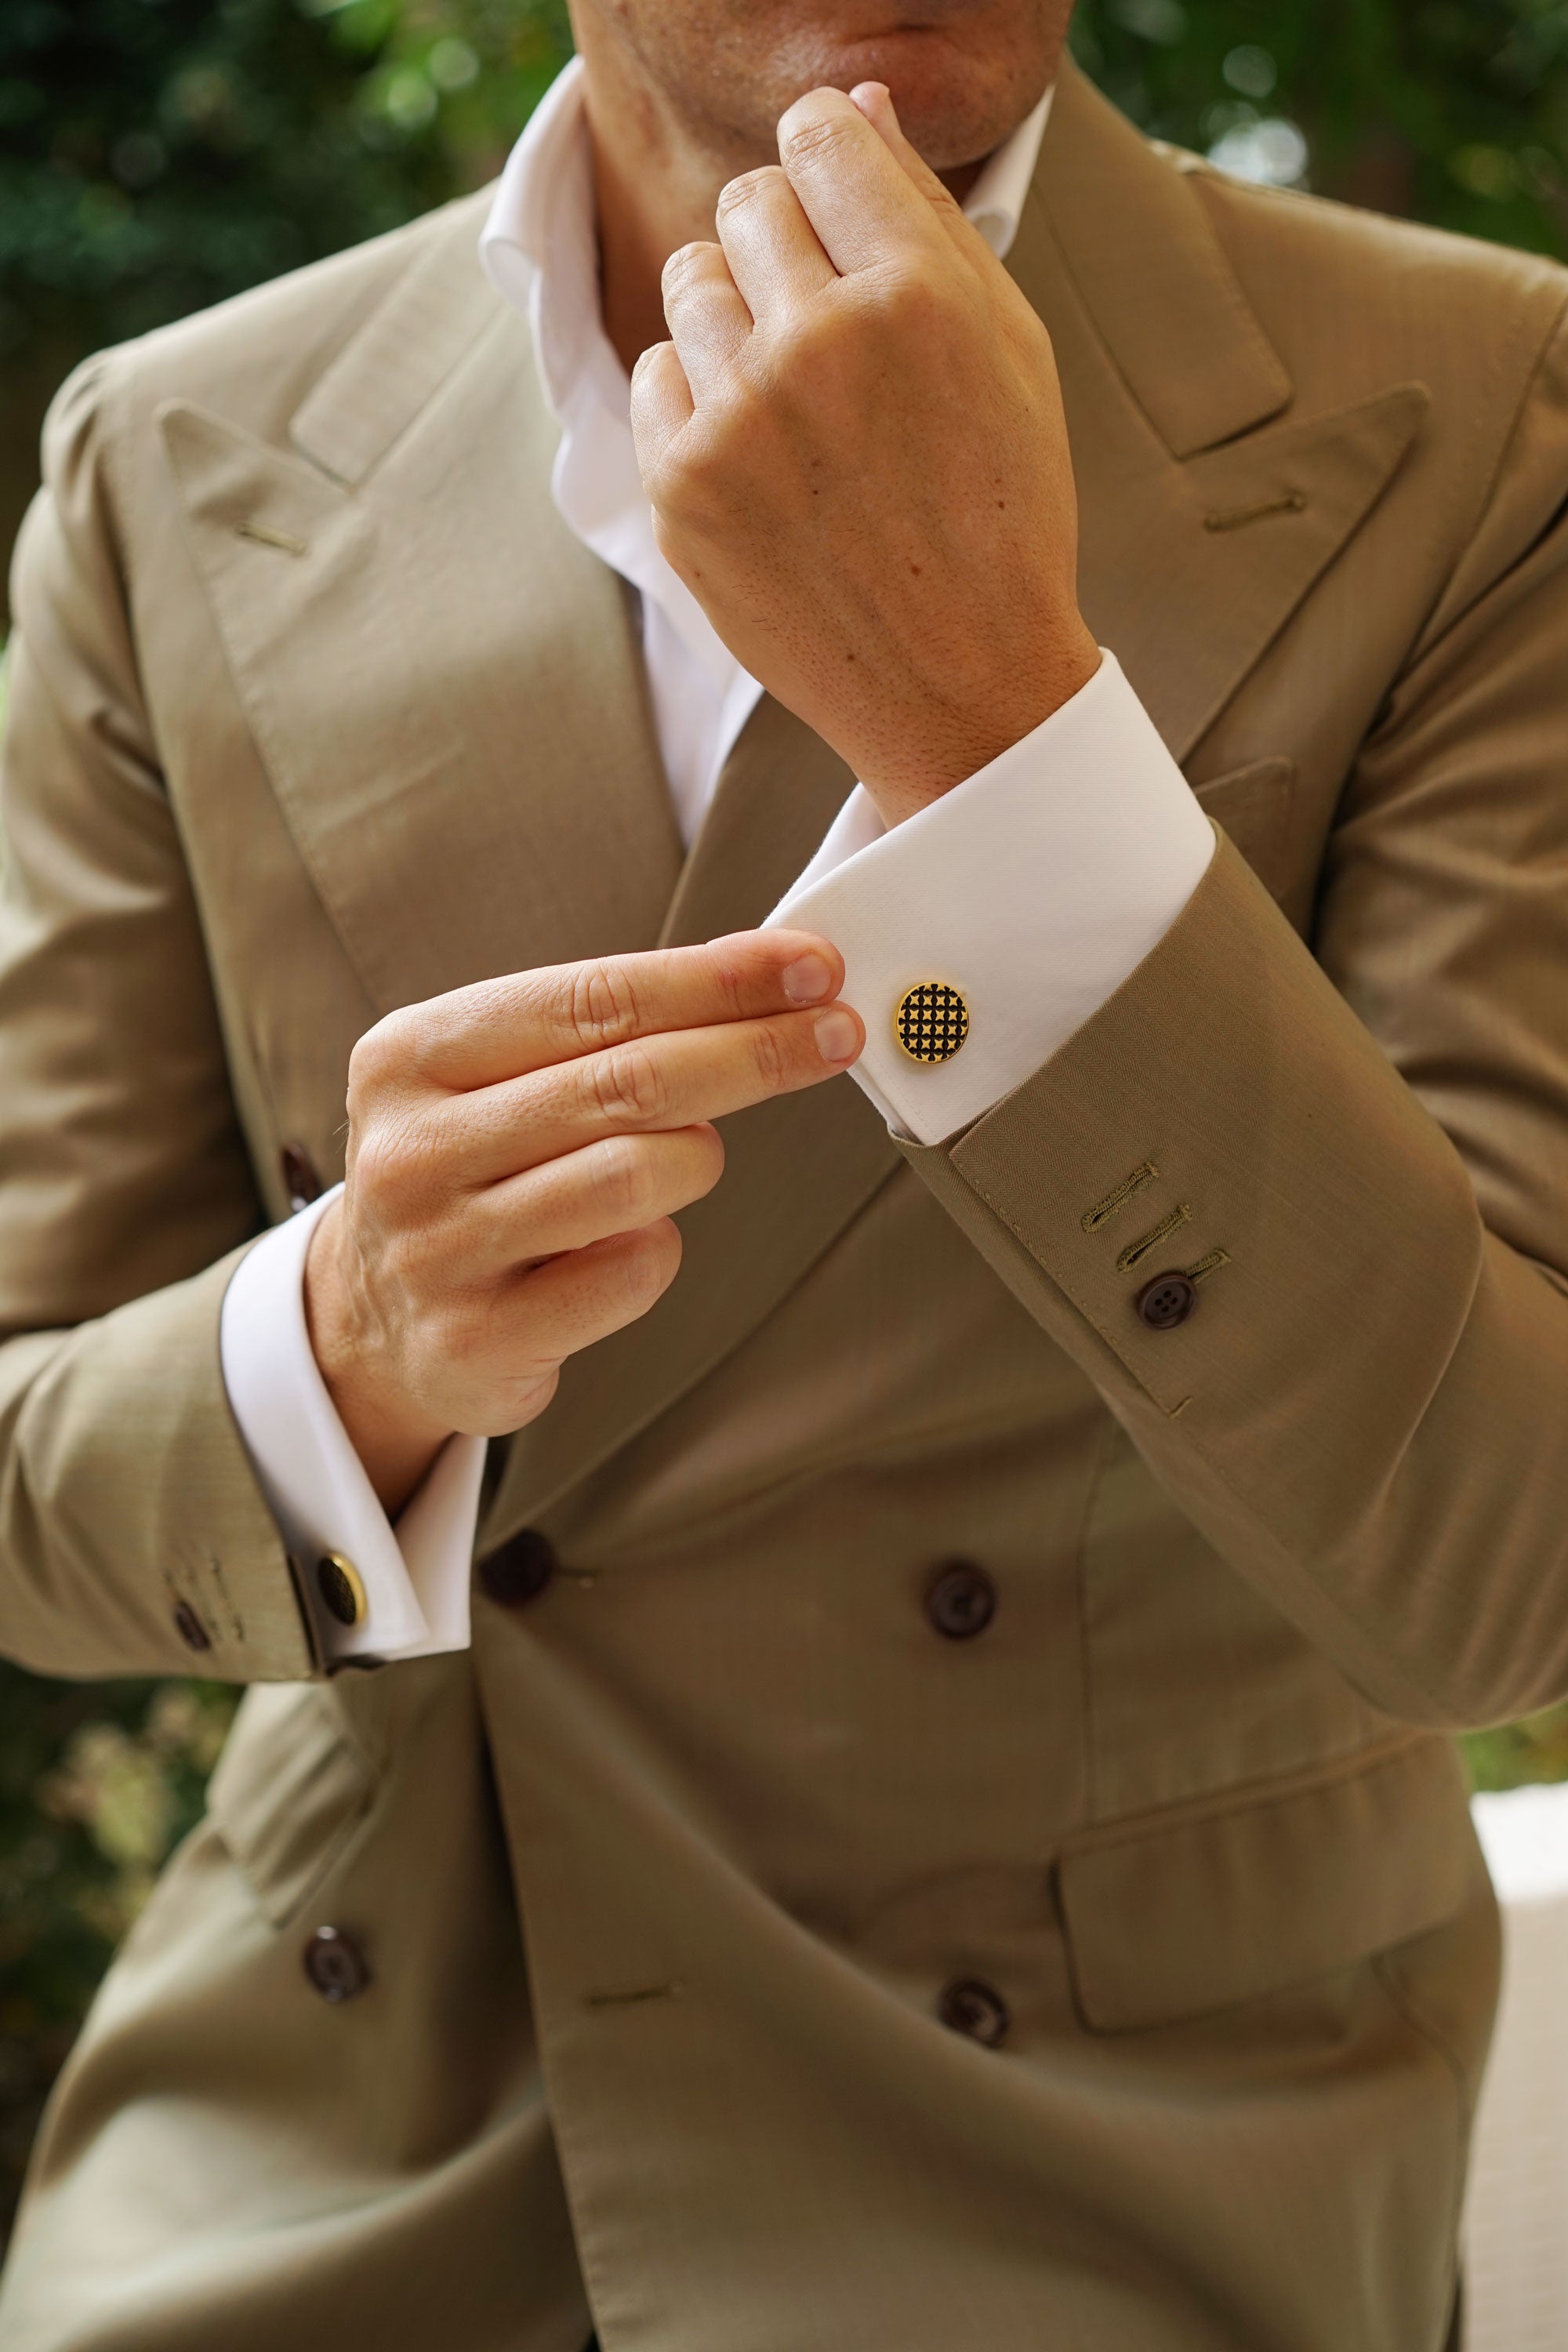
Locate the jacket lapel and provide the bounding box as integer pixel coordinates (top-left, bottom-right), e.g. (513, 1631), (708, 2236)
(1018, 62), (1428, 765)
(162, 196), (684, 1017)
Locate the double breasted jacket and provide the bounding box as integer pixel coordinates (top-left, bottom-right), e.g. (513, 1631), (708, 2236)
(2, 58), (1567, 2352)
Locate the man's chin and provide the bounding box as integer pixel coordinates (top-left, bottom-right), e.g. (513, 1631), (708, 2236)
(773, 34), (1048, 171)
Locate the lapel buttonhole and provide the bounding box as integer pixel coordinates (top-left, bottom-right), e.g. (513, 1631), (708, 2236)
(234, 519), (310, 557)
(1203, 492), (1308, 534)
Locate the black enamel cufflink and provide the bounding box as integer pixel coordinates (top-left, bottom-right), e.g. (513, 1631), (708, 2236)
(895, 981), (970, 1065)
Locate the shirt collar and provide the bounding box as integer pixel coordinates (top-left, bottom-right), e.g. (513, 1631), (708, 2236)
(964, 82), (1053, 258)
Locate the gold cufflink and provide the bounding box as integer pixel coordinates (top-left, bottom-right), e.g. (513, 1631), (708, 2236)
(317, 1552), (368, 1628)
(895, 981), (970, 1065)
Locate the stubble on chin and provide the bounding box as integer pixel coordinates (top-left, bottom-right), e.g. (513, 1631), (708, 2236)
(597, 0), (1063, 177)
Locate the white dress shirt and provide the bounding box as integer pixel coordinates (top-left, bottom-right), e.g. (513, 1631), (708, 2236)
(220, 56), (1214, 1664)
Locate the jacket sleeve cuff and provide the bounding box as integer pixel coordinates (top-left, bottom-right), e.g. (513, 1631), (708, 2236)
(764, 650), (1215, 1145)
(220, 1189), (484, 1663)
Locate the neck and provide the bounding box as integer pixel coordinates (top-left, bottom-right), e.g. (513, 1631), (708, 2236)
(578, 41), (988, 378)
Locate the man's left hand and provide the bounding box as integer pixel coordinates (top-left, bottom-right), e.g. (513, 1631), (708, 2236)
(631, 80), (1100, 828)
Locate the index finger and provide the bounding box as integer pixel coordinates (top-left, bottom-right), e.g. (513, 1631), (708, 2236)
(396, 929), (845, 1094)
(775, 84), (964, 277)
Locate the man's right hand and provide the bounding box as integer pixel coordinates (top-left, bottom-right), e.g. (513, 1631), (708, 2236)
(304, 930), (862, 1513)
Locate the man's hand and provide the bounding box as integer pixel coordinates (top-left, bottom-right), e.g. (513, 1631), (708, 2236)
(631, 81), (1100, 829)
(305, 931), (862, 1512)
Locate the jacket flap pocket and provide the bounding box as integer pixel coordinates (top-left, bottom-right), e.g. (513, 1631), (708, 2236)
(1191, 755), (1294, 899)
(1058, 1736), (1479, 2033)
(206, 1682), (376, 1929)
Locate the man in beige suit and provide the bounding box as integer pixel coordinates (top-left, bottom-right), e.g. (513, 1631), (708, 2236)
(2, 0), (1566, 2340)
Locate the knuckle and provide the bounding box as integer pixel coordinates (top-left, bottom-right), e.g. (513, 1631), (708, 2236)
(862, 267), (944, 336)
(348, 1106), (431, 1215)
(716, 165), (782, 220)
(771, 310), (848, 402)
(347, 1011), (407, 1102)
(750, 1020), (789, 1094)
(652, 430), (731, 535)
(781, 114), (852, 172)
(346, 1120), (402, 1205)
(702, 942), (747, 1021)
(588, 1041), (666, 1127)
(568, 957), (641, 1052)
(662, 240), (717, 299)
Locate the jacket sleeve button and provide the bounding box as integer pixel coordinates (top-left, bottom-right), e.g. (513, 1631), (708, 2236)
(172, 1599), (212, 1653)
(477, 1529), (558, 1607)
(925, 1559), (998, 1640)
(281, 1142), (323, 1213)
(303, 1926), (372, 2003)
(1135, 1270), (1197, 1330)
(938, 1977), (1011, 2048)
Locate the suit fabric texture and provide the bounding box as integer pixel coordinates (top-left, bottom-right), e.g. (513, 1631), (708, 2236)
(3, 56), (1567, 2352)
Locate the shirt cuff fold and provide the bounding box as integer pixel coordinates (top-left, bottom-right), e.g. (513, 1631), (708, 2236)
(765, 650), (1216, 1146)
(220, 1187), (483, 1662)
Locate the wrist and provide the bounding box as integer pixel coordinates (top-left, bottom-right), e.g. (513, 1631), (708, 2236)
(862, 624), (1102, 829)
(304, 1200), (453, 1515)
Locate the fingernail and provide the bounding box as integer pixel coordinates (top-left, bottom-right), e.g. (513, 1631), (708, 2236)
(814, 1008), (860, 1065)
(782, 952), (833, 1005)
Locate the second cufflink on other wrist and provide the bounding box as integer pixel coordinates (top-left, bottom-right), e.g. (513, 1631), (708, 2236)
(895, 981), (969, 1065)
(317, 1552), (368, 1628)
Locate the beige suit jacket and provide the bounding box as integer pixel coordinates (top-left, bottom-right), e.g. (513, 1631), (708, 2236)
(2, 58), (1566, 2352)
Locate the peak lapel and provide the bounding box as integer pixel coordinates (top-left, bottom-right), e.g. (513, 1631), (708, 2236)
(163, 201), (682, 1018)
(488, 697), (901, 1537)
(1021, 63), (1429, 764)
(1040, 59), (1292, 459)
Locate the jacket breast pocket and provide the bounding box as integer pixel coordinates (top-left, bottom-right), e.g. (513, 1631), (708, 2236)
(205, 1680), (379, 1929)
(1057, 1733), (1483, 2033)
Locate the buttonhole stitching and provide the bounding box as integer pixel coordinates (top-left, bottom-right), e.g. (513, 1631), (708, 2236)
(1081, 1161), (1159, 1234)
(234, 520), (309, 557)
(1185, 1247), (1230, 1283)
(1203, 491), (1307, 533)
(1116, 1203), (1192, 1274)
(585, 1981), (684, 2009)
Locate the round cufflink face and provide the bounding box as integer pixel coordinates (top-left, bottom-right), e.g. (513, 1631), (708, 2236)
(317, 1551), (368, 1628)
(895, 981), (970, 1065)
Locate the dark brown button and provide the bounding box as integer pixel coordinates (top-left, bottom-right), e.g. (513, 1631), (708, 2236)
(1136, 1270), (1197, 1330)
(938, 1977), (1011, 2049)
(477, 1528), (558, 1607)
(925, 1559), (997, 1641)
(281, 1142), (322, 1214)
(303, 1926), (371, 2004)
(172, 1599), (212, 1653)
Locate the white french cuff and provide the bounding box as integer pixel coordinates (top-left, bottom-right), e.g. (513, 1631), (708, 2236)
(220, 1186), (486, 1662)
(764, 650), (1218, 1147)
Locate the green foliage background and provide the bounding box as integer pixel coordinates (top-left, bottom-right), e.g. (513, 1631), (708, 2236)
(4, 0), (1568, 2247)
